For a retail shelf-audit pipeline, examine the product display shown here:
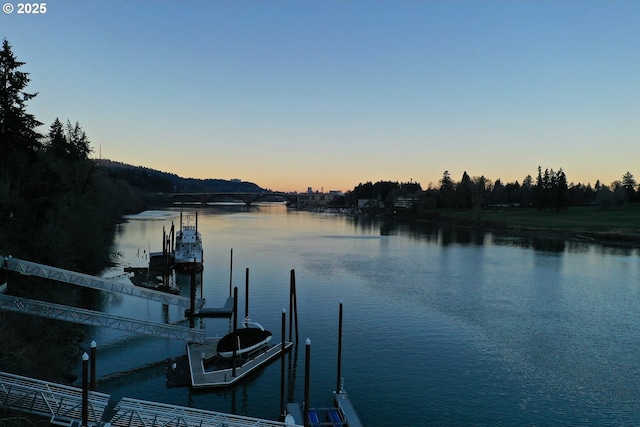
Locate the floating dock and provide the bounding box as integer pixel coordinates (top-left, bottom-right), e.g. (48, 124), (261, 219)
(184, 338), (293, 389)
(286, 392), (363, 427)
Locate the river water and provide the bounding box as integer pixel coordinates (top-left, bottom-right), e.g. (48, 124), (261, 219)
(75, 205), (640, 426)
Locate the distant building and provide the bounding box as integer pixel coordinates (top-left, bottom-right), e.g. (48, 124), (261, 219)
(297, 190), (343, 208)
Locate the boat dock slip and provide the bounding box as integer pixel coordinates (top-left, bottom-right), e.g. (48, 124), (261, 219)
(186, 339), (294, 388)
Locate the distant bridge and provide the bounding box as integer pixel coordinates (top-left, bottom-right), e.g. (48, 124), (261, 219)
(170, 192), (298, 206)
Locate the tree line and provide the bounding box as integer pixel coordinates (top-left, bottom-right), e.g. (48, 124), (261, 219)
(0, 39), (146, 271)
(344, 168), (639, 214)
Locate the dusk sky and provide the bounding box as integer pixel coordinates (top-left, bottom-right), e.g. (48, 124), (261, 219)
(2, 1), (639, 192)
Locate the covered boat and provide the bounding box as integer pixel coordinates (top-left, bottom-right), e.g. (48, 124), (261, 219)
(174, 212), (203, 272)
(216, 319), (273, 359)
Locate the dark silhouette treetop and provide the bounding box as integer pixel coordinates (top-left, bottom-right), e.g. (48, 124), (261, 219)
(0, 38), (42, 162)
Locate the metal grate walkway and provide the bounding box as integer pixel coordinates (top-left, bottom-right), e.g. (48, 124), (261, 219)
(2, 256), (203, 309)
(0, 371), (300, 427)
(0, 293), (206, 343)
(0, 371), (110, 426)
(110, 397), (297, 427)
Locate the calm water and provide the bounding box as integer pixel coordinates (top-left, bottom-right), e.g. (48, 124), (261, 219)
(75, 205), (640, 426)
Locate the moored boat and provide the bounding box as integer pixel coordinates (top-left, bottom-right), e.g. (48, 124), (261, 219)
(216, 319), (273, 359)
(174, 212), (203, 272)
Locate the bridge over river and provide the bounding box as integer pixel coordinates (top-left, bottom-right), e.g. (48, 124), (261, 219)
(170, 191), (298, 206)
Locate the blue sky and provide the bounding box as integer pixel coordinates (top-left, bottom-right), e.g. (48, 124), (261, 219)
(2, 1), (639, 192)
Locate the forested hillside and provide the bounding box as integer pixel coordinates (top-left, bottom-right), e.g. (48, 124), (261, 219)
(100, 159), (265, 194)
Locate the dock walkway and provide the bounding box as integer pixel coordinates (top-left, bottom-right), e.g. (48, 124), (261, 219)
(1, 255), (204, 309)
(1, 370), (301, 427)
(0, 371), (110, 426)
(0, 293), (206, 343)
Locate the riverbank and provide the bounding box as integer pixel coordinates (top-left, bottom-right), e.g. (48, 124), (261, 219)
(405, 204), (640, 249)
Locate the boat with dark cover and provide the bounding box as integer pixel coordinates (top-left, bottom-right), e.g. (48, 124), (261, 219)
(216, 320), (272, 359)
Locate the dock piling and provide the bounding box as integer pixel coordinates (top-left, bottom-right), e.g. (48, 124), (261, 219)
(289, 270), (299, 343)
(232, 286), (238, 377)
(336, 301), (343, 394)
(280, 308), (286, 419)
(81, 352), (89, 427)
(189, 267), (196, 329)
(229, 249), (233, 298)
(303, 338), (311, 427)
(245, 268), (250, 320)
(90, 340), (97, 392)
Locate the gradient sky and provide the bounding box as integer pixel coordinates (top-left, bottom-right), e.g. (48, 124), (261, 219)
(2, 1), (639, 192)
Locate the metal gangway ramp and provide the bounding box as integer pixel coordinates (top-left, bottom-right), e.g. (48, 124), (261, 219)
(0, 293), (206, 343)
(0, 371), (301, 427)
(109, 397), (296, 427)
(0, 371), (110, 426)
(1, 256), (203, 310)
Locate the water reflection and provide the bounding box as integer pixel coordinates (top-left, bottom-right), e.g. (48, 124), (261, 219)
(84, 207), (640, 426)
(352, 217), (640, 257)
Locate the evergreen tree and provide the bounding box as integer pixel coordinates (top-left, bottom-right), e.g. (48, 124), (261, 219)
(456, 171), (473, 209)
(471, 175), (488, 220)
(490, 179), (507, 205)
(553, 169), (568, 211)
(65, 120), (92, 159)
(519, 175), (534, 207)
(0, 39), (42, 163)
(535, 166), (545, 210)
(438, 170), (455, 208)
(46, 117), (68, 157)
(621, 171), (637, 202)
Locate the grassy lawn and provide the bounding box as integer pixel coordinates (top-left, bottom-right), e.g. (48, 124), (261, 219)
(475, 204), (640, 235)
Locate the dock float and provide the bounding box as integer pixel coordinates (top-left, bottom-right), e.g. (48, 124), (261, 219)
(185, 338), (293, 388)
(286, 392), (362, 427)
(333, 392), (363, 427)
